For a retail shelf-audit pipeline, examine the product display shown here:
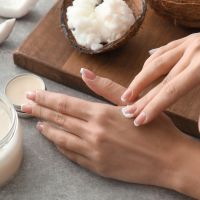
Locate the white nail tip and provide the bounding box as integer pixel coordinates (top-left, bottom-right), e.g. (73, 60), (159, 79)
(149, 48), (158, 55)
(121, 97), (126, 102)
(0, 18), (16, 45)
(80, 68), (84, 75)
(134, 120), (140, 127)
(121, 107), (134, 119)
(0, 0), (38, 18)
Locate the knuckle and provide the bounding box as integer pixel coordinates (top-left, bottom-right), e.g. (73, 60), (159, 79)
(95, 106), (110, 123)
(92, 129), (105, 146)
(54, 112), (66, 126)
(34, 105), (43, 119)
(93, 150), (104, 162)
(164, 84), (177, 97)
(56, 135), (66, 147)
(57, 98), (68, 114)
(151, 57), (165, 68)
(102, 78), (115, 90)
(36, 90), (45, 104)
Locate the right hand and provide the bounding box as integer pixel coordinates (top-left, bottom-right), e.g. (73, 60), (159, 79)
(120, 33), (200, 126)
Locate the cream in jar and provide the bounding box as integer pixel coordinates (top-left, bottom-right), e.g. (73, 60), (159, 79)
(0, 95), (23, 186)
(5, 74), (45, 107)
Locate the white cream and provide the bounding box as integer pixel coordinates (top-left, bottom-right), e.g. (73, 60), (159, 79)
(6, 74), (45, 107)
(67, 0), (135, 51)
(0, 96), (23, 186)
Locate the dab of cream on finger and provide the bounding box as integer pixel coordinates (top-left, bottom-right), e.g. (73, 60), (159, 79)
(121, 107), (135, 118)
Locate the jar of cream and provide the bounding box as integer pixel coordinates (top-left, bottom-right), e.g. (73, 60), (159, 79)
(5, 73), (46, 118)
(0, 94), (23, 186)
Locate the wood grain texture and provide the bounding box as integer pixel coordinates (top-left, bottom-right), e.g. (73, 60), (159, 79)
(13, 2), (200, 137)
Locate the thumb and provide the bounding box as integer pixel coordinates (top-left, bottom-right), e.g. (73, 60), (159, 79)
(80, 68), (126, 106)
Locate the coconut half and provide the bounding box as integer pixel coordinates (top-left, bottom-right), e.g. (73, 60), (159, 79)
(61, 0), (147, 54)
(149, 0), (200, 28)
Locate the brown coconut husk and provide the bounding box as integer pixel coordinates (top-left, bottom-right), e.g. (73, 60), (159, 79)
(61, 0), (147, 54)
(149, 0), (200, 28)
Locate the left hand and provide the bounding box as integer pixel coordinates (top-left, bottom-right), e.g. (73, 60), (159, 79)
(21, 70), (200, 198)
(21, 89), (187, 188)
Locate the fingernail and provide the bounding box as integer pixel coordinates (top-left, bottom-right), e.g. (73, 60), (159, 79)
(26, 91), (36, 101)
(21, 104), (33, 114)
(134, 112), (146, 127)
(80, 68), (96, 80)
(121, 105), (137, 118)
(121, 107), (135, 118)
(149, 48), (158, 55)
(121, 88), (132, 102)
(36, 122), (44, 132)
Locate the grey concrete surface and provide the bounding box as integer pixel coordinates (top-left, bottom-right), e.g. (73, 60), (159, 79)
(0, 1), (192, 200)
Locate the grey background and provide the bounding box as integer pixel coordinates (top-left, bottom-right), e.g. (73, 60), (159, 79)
(0, 1), (192, 199)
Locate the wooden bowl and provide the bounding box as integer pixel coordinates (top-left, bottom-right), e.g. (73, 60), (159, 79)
(61, 0), (147, 54)
(149, 0), (200, 28)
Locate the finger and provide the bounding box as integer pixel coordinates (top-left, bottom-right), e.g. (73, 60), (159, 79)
(121, 51), (192, 119)
(26, 90), (93, 120)
(121, 45), (185, 103)
(122, 52), (191, 118)
(198, 115), (200, 133)
(80, 68), (126, 106)
(22, 103), (87, 137)
(146, 37), (187, 65)
(37, 122), (89, 156)
(134, 64), (200, 126)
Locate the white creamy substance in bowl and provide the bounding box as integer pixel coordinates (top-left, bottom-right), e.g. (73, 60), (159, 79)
(67, 0), (135, 51)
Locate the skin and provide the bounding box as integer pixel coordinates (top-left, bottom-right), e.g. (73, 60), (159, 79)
(21, 69), (200, 199)
(121, 33), (200, 126)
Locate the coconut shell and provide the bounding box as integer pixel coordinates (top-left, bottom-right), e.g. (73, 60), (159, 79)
(61, 0), (147, 54)
(149, 0), (200, 28)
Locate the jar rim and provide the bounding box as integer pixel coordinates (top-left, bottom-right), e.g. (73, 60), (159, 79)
(0, 94), (17, 147)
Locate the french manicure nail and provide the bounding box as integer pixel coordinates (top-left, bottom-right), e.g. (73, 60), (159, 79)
(21, 104), (32, 114)
(36, 122), (44, 132)
(26, 91), (36, 100)
(80, 68), (96, 80)
(134, 112), (146, 127)
(121, 89), (132, 102)
(121, 107), (135, 118)
(149, 48), (158, 55)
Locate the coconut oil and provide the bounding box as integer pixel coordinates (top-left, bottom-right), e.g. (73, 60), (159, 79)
(0, 95), (23, 186)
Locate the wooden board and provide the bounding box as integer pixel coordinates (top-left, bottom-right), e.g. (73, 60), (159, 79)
(13, 2), (200, 137)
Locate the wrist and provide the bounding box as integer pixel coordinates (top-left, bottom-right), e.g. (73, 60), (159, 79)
(167, 134), (200, 199)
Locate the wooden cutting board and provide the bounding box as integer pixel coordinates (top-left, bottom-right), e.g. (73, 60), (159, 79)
(13, 1), (200, 137)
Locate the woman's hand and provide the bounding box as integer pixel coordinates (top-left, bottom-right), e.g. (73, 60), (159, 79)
(21, 72), (200, 198)
(22, 90), (183, 186)
(120, 33), (200, 126)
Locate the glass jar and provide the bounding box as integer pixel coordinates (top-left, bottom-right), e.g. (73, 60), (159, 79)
(0, 94), (23, 186)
